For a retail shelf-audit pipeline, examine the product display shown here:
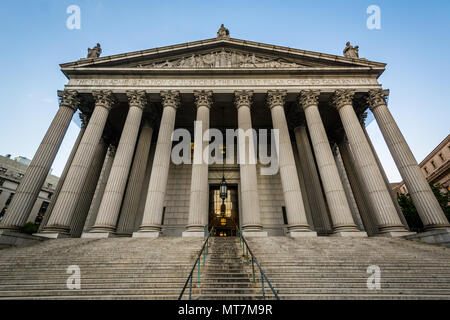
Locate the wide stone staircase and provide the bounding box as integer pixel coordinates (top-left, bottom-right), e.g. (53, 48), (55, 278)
(0, 237), (203, 299)
(246, 236), (450, 300)
(192, 237), (261, 300)
(1, 236), (450, 299)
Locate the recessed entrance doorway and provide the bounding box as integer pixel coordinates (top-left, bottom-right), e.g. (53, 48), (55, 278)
(208, 185), (239, 237)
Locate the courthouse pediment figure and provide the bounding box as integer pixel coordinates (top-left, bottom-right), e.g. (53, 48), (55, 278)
(343, 41), (359, 58)
(87, 43), (102, 59)
(217, 24), (230, 39)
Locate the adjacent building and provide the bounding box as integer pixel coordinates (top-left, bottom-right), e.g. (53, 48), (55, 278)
(0, 155), (59, 225)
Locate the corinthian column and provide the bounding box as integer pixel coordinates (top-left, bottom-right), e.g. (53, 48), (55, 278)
(267, 90), (316, 237)
(39, 113), (88, 232)
(39, 90), (115, 237)
(332, 89), (411, 237)
(234, 90), (266, 236)
(368, 89), (449, 230)
(89, 91), (147, 237)
(116, 119), (154, 236)
(183, 90), (213, 237)
(134, 91), (180, 237)
(0, 90), (79, 232)
(299, 90), (365, 236)
(82, 144), (116, 233)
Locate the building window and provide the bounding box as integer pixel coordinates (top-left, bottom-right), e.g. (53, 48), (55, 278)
(282, 206), (288, 225)
(431, 160), (436, 169)
(424, 167), (429, 174)
(35, 201), (49, 225)
(5, 193), (14, 206)
(161, 207), (166, 225)
(439, 153), (444, 161)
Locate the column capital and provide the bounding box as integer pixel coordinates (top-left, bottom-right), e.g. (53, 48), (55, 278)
(160, 90), (180, 109)
(58, 90), (80, 111)
(367, 89), (388, 111)
(92, 90), (116, 110)
(298, 90), (320, 110)
(126, 90), (147, 110)
(193, 90), (214, 109)
(267, 90), (287, 109)
(331, 89), (355, 110)
(234, 90), (253, 109)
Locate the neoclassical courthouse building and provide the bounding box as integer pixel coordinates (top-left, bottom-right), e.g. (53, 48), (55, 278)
(0, 25), (449, 246)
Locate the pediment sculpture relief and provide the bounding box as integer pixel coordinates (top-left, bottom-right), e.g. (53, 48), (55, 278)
(140, 50), (304, 69)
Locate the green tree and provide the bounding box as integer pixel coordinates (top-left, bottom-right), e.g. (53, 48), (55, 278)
(397, 183), (450, 232)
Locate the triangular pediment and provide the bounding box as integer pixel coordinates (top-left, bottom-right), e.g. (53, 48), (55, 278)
(61, 37), (386, 76)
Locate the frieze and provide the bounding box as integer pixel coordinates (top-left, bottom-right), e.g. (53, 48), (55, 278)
(68, 78), (378, 88)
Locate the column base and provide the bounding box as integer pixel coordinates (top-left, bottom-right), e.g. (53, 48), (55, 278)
(0, 230), (46, 248)
(182, 231), (205, 238)
(405, 228), (450, 248)
(331, 231), (367, 237)
(242, 231), (268, 237)
(289, 231), (317, 238)
(376, 231), (416, 238)
(32, 232), (71, 239)
(132, 231), (161, 238)
(81, 232), (116, 239)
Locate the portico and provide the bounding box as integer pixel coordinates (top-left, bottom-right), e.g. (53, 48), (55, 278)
(1, 26), (448, 246)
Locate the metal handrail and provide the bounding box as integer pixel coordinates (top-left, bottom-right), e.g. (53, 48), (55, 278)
(178, 226), (215, 300)
(235, 226), (280, 300)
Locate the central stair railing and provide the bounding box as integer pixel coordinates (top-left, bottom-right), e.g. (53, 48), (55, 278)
(178, 226), (214, 300)
(235, 226), (280, 300)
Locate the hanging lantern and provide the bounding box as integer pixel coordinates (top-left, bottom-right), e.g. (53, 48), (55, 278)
(219, 175), (227, 201)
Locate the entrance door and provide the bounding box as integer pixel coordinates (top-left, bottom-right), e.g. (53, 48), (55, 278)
(209, 185), (239, 237)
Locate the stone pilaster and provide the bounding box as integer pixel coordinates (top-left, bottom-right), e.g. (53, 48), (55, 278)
(293, 125), (332, 234)
(0, 90), (79, 232)
(40, 90), (115, 237)
(116, 119), (154, 236)
(234, 90), (265, 236)
(332, 89), (410, 236)
(299, 90), (364, 236)
(89, 91), (147, 236)
(39, 113), (88, 232)
(70, 137), (107, 237)
(267, 90), (316, 237)
(135, 90), (180, 237)
(368, 89), (449, 230)
(83, 145), (116, 233)
(184, 90), (213, 236)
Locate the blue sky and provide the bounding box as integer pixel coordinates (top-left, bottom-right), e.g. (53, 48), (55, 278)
(0, 0), (449, 181)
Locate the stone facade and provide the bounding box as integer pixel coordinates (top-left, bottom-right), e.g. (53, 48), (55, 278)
(1, 26), (449, 246)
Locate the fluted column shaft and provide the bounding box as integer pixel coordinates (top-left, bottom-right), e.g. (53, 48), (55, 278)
(293, 125), (332, 234)
(137, 91), (180, 234)
(43, 90), (115, 235)
(116, 120), (153, 235)
(333, 89), (408, 235)
(91, 91), (146, 233)
(0, 91), (79, 231)
(267, 90), (313, 234)
(70, 138), (107, 237)
(185, 91), (213, 234)
(368, 90), (449, 230)
(234, 91), (263, 232)
(299, 90), (360, 234)
(83, 145), (115, 233)
(39, 113), (88, 231)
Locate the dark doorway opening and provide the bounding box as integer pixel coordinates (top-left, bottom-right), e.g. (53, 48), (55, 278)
(209, 185), (239, 237)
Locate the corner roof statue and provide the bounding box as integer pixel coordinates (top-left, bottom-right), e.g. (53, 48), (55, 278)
(343, 41), (359, 58)
(217, 24), (230, 39)
(87, 43), (102, 59)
